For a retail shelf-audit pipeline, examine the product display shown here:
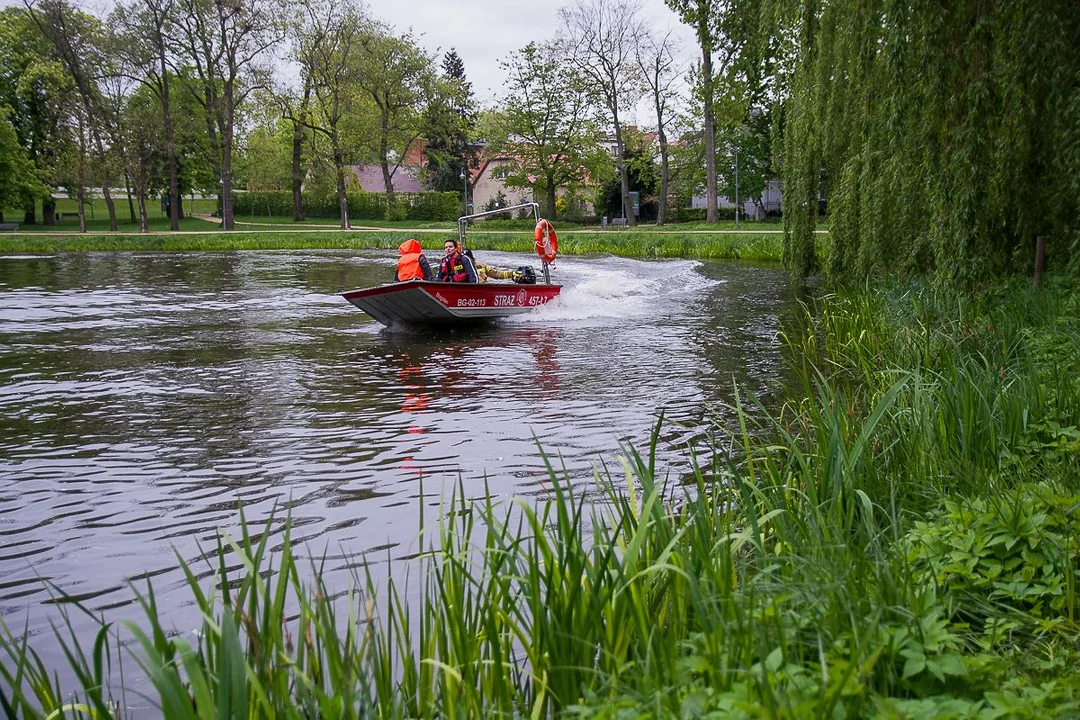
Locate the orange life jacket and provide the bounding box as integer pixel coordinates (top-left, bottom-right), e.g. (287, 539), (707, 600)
(396, 239), (426, 281)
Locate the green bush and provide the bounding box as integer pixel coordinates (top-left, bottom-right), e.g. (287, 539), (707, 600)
(232, 191), (295, 217)
(905, 484), (1080, 626)
(405, 192), (458, 221)
(384, 199), (407, 222)
(673, 206), (738, 222)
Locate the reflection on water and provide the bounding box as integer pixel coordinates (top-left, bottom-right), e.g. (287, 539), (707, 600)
(0, 249), (807, 639)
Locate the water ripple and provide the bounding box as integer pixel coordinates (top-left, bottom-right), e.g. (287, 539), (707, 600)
(0, 250), (801, 646)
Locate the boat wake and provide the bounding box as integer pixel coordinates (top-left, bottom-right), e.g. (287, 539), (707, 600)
(511, 257), (719, 325)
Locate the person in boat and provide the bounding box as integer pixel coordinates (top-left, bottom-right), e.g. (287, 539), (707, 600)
(453, 242), (527, 283)
(394, 238), (432, 282)
(436, 239), (478, 283)
(475, 262), (527, 283)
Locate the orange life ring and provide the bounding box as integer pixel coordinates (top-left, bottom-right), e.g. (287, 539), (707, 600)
(534, 219), (558, 264)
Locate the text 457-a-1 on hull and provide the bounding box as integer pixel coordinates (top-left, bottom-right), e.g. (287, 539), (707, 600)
(342, 202), (561, 327)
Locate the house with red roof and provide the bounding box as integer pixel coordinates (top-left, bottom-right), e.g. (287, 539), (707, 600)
(344, 139), (429, 193)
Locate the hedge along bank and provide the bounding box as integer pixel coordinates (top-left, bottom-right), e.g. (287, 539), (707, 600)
(231, 190), (461, 222)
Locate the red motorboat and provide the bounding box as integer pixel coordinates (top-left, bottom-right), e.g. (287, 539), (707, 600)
(343, 203), (562, 327)
(343, 280), (562, 326)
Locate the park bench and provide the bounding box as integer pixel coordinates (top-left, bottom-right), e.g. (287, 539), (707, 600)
(0, 222), (20, 231)
(610, 217), (627, 227)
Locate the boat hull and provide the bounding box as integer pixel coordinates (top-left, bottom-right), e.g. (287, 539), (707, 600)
(342, 281), (562, 326)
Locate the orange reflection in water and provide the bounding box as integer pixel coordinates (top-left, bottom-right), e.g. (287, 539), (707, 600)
(530, 330), (560, 394)
(397, 363), (430, 437)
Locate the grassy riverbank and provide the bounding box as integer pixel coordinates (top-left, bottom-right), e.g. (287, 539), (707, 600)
(0, 229), (786, 261)
(3, 277), (1078, 718)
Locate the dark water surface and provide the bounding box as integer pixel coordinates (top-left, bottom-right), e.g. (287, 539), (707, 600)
(0, 249), (803, 639)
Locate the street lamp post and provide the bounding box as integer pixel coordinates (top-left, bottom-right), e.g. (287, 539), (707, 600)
(460, 168), (468, 215)
(734, 147), (740, 229)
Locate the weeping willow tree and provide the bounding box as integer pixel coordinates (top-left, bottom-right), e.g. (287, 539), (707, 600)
(775, 0), (1080, 287)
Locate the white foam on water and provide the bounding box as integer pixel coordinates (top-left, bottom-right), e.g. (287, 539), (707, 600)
(512, 257), (721, 325)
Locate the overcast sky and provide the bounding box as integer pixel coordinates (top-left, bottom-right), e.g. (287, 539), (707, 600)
(373, 0), (698, 123)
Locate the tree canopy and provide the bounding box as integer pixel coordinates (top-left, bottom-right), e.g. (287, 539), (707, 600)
(492, 42), (609, 219)
(775, 0), (1080, 286)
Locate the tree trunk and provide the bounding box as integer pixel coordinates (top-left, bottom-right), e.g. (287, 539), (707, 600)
(221, 78), (235, 231)
(81, 94), (117, 231)
(655, 88), (670, 226)
(159, 51), (180, 232)
(135, 153), (149, 233)
(101, 184), (117, 231)
(545, 180), (557, 219)
(613, 114), (634, 227)
(380, 157), (394, 206)
(76, 187), (86, 233)
(200, 88), (223, 227)
(137, 189), (148, 234)
(380, 109), (395, 206)
(701, 45), (718, 224)
(23, 199), (36, 225)
(333, 141), (350, 230)
(124, 168), (137, 223)
(292, 119), (304, 222)
(77, 113), (87, 233)
(42, 201), (54, 226)
(93, 148), (117, 229)
(658, 143), (670, 226)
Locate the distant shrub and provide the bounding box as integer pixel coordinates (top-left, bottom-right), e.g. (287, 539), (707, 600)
(674, 206), (738, 222)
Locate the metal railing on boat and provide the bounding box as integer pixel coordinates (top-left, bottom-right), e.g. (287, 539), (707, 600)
(457, 202), (553, 284)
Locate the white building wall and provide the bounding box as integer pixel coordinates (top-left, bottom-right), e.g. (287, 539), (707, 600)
(691, 178), (782, 220)
(471, 158), (532, 211)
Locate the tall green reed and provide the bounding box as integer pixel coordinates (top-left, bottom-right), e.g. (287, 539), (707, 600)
(4, 277), (1078, 718)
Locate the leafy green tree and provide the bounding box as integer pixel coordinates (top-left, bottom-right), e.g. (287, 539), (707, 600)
(353, 23), (435, 207)
(667, 0), (766, 224)
(560, 0), (643, 226)
(774, 0), (1080, 285)
(423, 49), (477, 195)
(144, 69), (218, 217)
(175, 0), (283, 230)
(0, 107), (41, 211)
(596, 127), (658, 221)
(117, 81), (163, 231)
(291, 0), (368, 228)
(714, 111), (771, 220)
(493, 42), (609, 219)
(236, 113), (293, 192)
(0, 7), (64, 223)
(112, 0), (182, 230)
(666, 0), (719, 222)
(25, 0), (121, 230)
(635, 27), (682, 225)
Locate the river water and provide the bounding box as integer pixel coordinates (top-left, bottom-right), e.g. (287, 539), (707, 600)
(0, 249), (805, 644)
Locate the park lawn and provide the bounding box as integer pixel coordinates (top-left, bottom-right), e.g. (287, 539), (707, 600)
(0, 228), (787, 261)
